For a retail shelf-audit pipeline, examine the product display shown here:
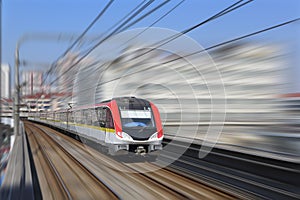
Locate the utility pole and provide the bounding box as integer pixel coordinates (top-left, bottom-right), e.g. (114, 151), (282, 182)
(0, 0), (2, 120)
(14, 42), (20, 135)
(13, 33), (81, 135)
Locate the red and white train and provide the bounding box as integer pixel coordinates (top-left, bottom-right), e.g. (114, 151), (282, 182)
(29, 97), (163, 155)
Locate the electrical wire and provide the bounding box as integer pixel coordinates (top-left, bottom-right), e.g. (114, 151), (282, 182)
(34, 0), (157, 105)
(49, 0), (168, 86)
(72, 0), (252, 88)
(122, 0), (185, 46)
(72, 17), (300, 95)
(42, 0), (115, 86)
(60, 0), (186, 86)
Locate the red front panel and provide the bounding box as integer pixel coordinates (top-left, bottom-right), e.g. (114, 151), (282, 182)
(150, 102), (163, 138)
(109, 100), (123, 137)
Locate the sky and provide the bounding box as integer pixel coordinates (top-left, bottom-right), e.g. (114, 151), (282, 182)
(2, 0), (300, 92)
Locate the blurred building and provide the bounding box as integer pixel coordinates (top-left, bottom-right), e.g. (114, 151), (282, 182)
(20, 92), (72, 113)
(94, 42), (286, 124)
(21, 70), (43, 96)
(56, 52), (80, 94)
(69, 40), (288, 125)
(279, 93), (300, 124)
(21, 93), (52, 114)
(0, 98), (13, 117)
(1, 63), (11, 99)
(207, 42), (286, 124)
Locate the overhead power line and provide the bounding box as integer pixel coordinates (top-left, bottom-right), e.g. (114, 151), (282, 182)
(35, 0), (160, 104)
(49, 0), (169, 86)
(123, 0), (185, 45)
(77, 1), (298, 95)
(50, 0), (250, 87)
(123, 0), (253, 64)
(42, 0), (115, 85)
(79, 17), (299, 93)
(62, 0), (187, 86)
(78, 0), (252, 74)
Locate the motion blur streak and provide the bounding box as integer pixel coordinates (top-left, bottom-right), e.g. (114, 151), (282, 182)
(51, 27), (299, 161)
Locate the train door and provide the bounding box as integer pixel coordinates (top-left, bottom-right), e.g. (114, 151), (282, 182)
(98, 107), (107, 142)
(105, 108), (115, 144)
(105, 108), (114, 130)
(98, 107), (114, 143)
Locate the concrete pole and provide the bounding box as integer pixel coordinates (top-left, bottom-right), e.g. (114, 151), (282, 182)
(0, 0), (2, 120)
(14, 43), (20, 135)
(11, 33), (86, 134)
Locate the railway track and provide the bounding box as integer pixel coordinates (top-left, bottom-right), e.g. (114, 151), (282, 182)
(25, 122), (118, 199)
(124, 162), (236, 199)
(159, 138), (300, 199)
(24, 121), (236, 199)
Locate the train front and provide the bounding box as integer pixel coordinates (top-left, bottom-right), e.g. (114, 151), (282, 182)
(110, 97), (163, 155)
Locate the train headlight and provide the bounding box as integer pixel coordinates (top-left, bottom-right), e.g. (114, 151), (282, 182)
(121, 132), (133, 141)
(149, 132), (158, 140)
(116, 131), (123, 138)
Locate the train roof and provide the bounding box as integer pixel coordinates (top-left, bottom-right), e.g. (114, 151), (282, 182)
(101, 96), (146, 102)
(41, 97), (151, 113)
(113, 97), (151, 109)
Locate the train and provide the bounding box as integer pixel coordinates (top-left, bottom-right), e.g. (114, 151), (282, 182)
(28, 97), (163, 156)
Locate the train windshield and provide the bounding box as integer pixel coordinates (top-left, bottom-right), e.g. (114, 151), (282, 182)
(120, 108), (155, 128)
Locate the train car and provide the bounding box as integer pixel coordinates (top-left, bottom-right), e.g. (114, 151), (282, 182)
(31, 97), (163, 156)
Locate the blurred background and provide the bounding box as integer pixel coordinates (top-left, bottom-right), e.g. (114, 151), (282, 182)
(1, 0), (300, 167)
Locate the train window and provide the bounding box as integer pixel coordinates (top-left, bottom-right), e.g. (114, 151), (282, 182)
(74, 110), (81, 124)
(120, 108), (154, 127)
(69, 111), (74, 122)
(106, 109), (114, 129)
(80, 110), (84, 124)
(47, 112), (52, 120)
(87, 109), (93, 125)
(82, 109), (87, 124)
(62, 112), (67, 122)
(82, 109), (92, 125)
(91, 108), (98, 126)
(96, 107), (106, 123)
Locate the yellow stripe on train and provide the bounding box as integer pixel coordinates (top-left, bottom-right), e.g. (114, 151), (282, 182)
(41, 118), (115, 133)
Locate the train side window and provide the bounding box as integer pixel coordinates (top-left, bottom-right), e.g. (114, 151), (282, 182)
(91, 108), (98, 126)
(62, 112), (67, 122)
(80, 110), (84, 124)
(82, 109), (87, 124)
(97, 107), (106, 123)
(106, 109), (114, 129)
(75, 110), (81, 124)
(82, 109), (92, 125)
(87, 109), (93, 125)
(96, 107), (106, 127)
(69, 111), (74, 122)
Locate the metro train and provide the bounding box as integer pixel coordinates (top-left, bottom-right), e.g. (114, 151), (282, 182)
(29, 97), (163, 156)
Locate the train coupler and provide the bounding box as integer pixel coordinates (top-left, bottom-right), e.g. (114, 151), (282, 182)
(135, 146), (146, 156)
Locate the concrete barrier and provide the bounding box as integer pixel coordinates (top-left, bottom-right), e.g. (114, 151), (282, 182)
(0, 120), (34, 199)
